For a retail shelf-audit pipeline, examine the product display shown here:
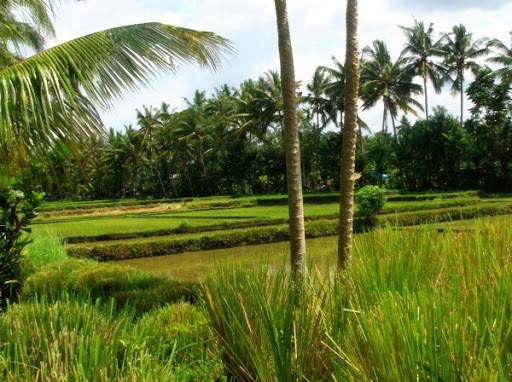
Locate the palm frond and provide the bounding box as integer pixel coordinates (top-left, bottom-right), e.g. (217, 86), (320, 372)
(0, 22), (234, 162)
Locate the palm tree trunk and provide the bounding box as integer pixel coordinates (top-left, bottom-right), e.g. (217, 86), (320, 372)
(460, 73), (464, 127)
(391, 112), (397, 144)
(381, 105), (387, 134)
(338, 0), (360, 270)
(423, 75), (429, 121)
(358, 124), (364, 155)
(274, 0), (306, 280)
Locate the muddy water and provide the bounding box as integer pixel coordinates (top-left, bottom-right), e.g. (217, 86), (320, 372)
(112, 236), (339, 281)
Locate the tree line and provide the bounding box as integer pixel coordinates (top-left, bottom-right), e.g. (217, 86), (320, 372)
(8, 21), (512, 199)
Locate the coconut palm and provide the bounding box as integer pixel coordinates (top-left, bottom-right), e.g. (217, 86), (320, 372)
(0, 0), (54, 66)
(136, 105), (167, 196)
(360, 39), (423, 142)
(0, 0), (233, 169)
(441, 24), (488, 126)
(487, 32), (512, 89)
(304, 66), (332, 131)
(399, 19), (445, 121)
(320, 56), (345, 128)
(337, 0), (360, 270)
(273, 0), (306, 279)
(234, 74), (281, 144)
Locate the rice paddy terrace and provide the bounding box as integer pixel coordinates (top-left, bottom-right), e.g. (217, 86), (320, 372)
(32, 191), (512, 270)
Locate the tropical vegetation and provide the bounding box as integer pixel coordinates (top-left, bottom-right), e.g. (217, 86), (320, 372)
(1, 1), (512, 381)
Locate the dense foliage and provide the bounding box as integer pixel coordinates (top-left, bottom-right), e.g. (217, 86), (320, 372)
(7, 22), (510, 199)
(0, 178), (44, 307)
(355, 185), (386, 218)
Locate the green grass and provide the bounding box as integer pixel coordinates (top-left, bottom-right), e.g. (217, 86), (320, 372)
(428, 214), (512, 230)
(3, 217), (511, 380)
(0, 296), (221, 381)
(33, 197), (498, 240)
(32, 215), (256, 238)
(202, 221), (512, 380)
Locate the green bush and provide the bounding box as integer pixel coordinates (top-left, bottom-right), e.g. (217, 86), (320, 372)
(356, 185), (386, 217)
(0, 177), (44, 308)
(21, 259), (198, 315)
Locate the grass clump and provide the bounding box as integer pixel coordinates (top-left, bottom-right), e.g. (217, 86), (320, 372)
(203, 268), (330, 381)
(22, 231), (68, 274)
(21, 259), (197, 315)
(136, 302), (223, 377)
(201, 222), (512, 381)
(0, 296), (210, 381)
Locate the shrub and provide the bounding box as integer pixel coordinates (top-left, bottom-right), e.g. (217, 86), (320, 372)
(0, 177), (44, 308)
(355, 185), (386, 225)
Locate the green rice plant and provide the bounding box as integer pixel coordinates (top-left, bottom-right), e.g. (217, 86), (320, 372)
(136, 302), (224, 378)
(0, 296), (204, 381)
(21, 231), (68, 276)
(202, 267), (330, 381)
(327, 221), (512, 381)
(21, 259), (198, 315)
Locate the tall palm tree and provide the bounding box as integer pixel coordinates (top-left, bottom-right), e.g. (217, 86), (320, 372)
(136, 105), (167, 196)
(487, 31), (512, 89)
(320, 56), (345, 128)
(399, 19), (445, 121)
(0, 0), (233, 169)
(304, 67), (332, 131)
(441, 24), (488, 126)
(273, 0), (306, 279)
(234, 74), (281, 144)
(321, 56), (369, 154)
(337, 0), (360, 270)
(360, 39), (423, 142)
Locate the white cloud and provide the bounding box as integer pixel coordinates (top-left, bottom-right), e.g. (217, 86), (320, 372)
(46, 0), (512, 132)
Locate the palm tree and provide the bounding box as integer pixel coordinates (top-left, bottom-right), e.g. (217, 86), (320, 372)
(0, 0), (52, 67)
(441, 24), (488, 126)
(136, 105), (167, 196)
(337, 0), (360, 270)
(304, 67), (332, 131)
(0, 0), (233, 169)
(234, 74), (281, 144)
(321, 56), (369, 154)
(360, 40), (423, 142)
(320, 56), (345, 128)
(487, 31), (512, 89)
(273, 0), (306, 279)
(399, 19), (445, 121)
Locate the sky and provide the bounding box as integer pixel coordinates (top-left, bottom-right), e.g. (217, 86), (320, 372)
(48, 0), (512, 132)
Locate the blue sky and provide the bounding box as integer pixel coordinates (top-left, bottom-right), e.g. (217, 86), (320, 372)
(49, 0), (512, 133)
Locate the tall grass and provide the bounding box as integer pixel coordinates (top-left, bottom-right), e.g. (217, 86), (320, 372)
(21, 259), (198, 315)
(203, 221), (512, 381)
(2, 220), (511, 380)
(203, 268), (330, 381)
(23, 231), (68, 274)
(0, 296), (208, 381)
